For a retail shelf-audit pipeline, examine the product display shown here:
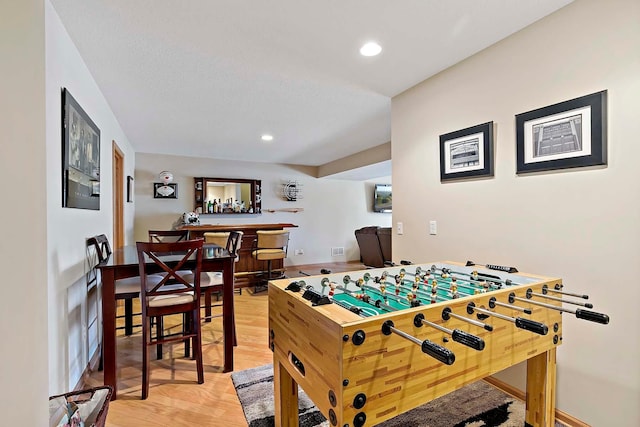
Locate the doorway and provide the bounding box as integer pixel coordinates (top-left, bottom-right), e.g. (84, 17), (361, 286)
(112, 142), (124, 249)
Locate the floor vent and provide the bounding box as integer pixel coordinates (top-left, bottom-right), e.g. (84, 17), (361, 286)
(331, 247), (344, 257)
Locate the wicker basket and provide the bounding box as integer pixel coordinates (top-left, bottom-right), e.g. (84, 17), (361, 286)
(49, 386), (112, 427)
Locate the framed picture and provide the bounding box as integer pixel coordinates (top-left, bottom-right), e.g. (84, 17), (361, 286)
(126, 176), (134, 203)
(154, 183), (178, 199)
(516, 90), (607, 174)
(62, 88), (101, 209)
(440, 121), (493, 181)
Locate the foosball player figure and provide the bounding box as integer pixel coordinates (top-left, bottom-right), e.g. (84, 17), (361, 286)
(361, 293), (371, 304)
(441, 268), (450, 279)
(431, 279), (438, 293)
(479, 281), (489, 293)
(395, 276), (402, 296)
(407, 293), (421, 307)
(380, 283), (387, 302)
(380, 271), (388, 283)
(328, 282), (336, 297)
(450, 280), (459, 299)
(412, 281), (419, 299)
(431, 286), (438, 304)
(471, 270), (479, 281)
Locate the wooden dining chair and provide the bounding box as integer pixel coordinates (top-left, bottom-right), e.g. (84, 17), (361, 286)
(86, 234), (164, 370)
(136, 239), (205, 399)
(203, 231), (243, 316)
(184, 231), (243, 346)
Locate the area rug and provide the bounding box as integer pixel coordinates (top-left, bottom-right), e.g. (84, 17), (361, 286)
(231, 364), (558, 427)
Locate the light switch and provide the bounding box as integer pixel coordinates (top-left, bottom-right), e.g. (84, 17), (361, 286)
(397, 222), (404, 235)
(429, 220), (437, 235)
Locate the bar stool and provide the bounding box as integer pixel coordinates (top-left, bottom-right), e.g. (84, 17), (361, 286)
(251, 230), (289, 293)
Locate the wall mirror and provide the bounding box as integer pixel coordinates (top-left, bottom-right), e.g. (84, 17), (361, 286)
(194, 177), (261, 214)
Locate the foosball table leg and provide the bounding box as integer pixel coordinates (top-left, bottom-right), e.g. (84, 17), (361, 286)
(525, 348), (557, 427)
(274, 356), (299, 427)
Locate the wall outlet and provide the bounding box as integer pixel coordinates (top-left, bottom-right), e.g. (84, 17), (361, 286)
(397, 222), (404, 235)
(294, 249), (304, 255)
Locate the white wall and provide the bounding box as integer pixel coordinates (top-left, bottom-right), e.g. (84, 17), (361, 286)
(135, 152), (391, 265)
(392, 0), (639, 425)
(45, 0), (136, 394)
(0, 1), (49, 425)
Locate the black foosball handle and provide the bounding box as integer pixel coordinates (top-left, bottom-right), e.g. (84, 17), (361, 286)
(576, 309), (610, 324)
(515, 317), (548, 335)
(451, 329), (485, 351)
(421, 340), (455, 365)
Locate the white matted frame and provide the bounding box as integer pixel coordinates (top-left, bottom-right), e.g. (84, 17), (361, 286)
(516, 90), (607, 174)
(440, 121), (494, 182)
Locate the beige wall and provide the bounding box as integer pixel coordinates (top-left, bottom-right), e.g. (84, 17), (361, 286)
(392, 0), (639, 424)
(45, 0), (137, 394)
(0, 0), (49, 424)
(135, 152), (392, 265)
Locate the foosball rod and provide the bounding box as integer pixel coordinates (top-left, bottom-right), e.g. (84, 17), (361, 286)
(509, 292), (610, 324)
(332, 282), (400, 312)
(465, 260), (519, 273)
(526, 289), (593, 308)
(489, 297), (532, 314)
(467, 302), (548, 335)
(381, 277), (469, 302)
(382, 320), (456, 365)
(545, 284), (589, 300)
(442, 307), (494, 331)
(426, 266), (505, 290)
(413, 313), (485, 351)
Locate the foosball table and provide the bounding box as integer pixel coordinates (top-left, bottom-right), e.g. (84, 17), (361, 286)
(268, 261), (609, 427)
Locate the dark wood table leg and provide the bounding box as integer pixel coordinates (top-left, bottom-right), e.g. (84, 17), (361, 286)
(222, 259), (235, 372)
(101, 269), (118, 400)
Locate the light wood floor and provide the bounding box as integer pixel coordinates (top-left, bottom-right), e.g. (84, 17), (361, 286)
(82, 262), (365, 427)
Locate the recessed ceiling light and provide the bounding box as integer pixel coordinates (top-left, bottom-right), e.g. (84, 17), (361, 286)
(360, 41), (382, 57)
(261, 134), (273, 142)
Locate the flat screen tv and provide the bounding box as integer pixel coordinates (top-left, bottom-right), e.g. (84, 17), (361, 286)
(373, 184), (392, 213)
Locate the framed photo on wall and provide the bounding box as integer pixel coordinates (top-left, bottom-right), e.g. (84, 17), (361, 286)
(62, 88), (101, 210)
(126, 176), (134, 202)
(154, 183), (178, 199)
(516, 90), (607, 174)
(440, 121), (494, 181)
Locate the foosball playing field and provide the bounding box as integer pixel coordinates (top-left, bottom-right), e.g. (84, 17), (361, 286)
(268, 261), (609, 427)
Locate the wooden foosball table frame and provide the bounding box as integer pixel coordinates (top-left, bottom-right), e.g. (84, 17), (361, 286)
(268, 261), (565, 427)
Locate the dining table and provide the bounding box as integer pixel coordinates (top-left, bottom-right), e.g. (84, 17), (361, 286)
(97, 243), (236, 400)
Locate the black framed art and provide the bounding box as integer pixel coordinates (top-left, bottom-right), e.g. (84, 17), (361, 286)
(62, 88), (101, 209)
(516, 90), (607, 174)
(154, 183), (178, 199)
(440, 121), (494, 181)
(126, 176), (134, 203)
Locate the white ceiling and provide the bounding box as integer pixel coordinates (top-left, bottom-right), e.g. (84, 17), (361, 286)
(50, 0), (572, 178)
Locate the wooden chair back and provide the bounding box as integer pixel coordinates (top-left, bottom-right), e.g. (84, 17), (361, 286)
(87, 234), (112, 264)
(148, 229), (190, 243)
(203, 232), (230, 247)
(136, 240), (204, 308)
(227, 231), (244, 260)
(256, 230), (289, 252)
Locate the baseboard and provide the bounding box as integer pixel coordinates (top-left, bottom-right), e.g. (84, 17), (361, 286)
(74, 348), (102, 392)
(483, 376), (591, 427)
